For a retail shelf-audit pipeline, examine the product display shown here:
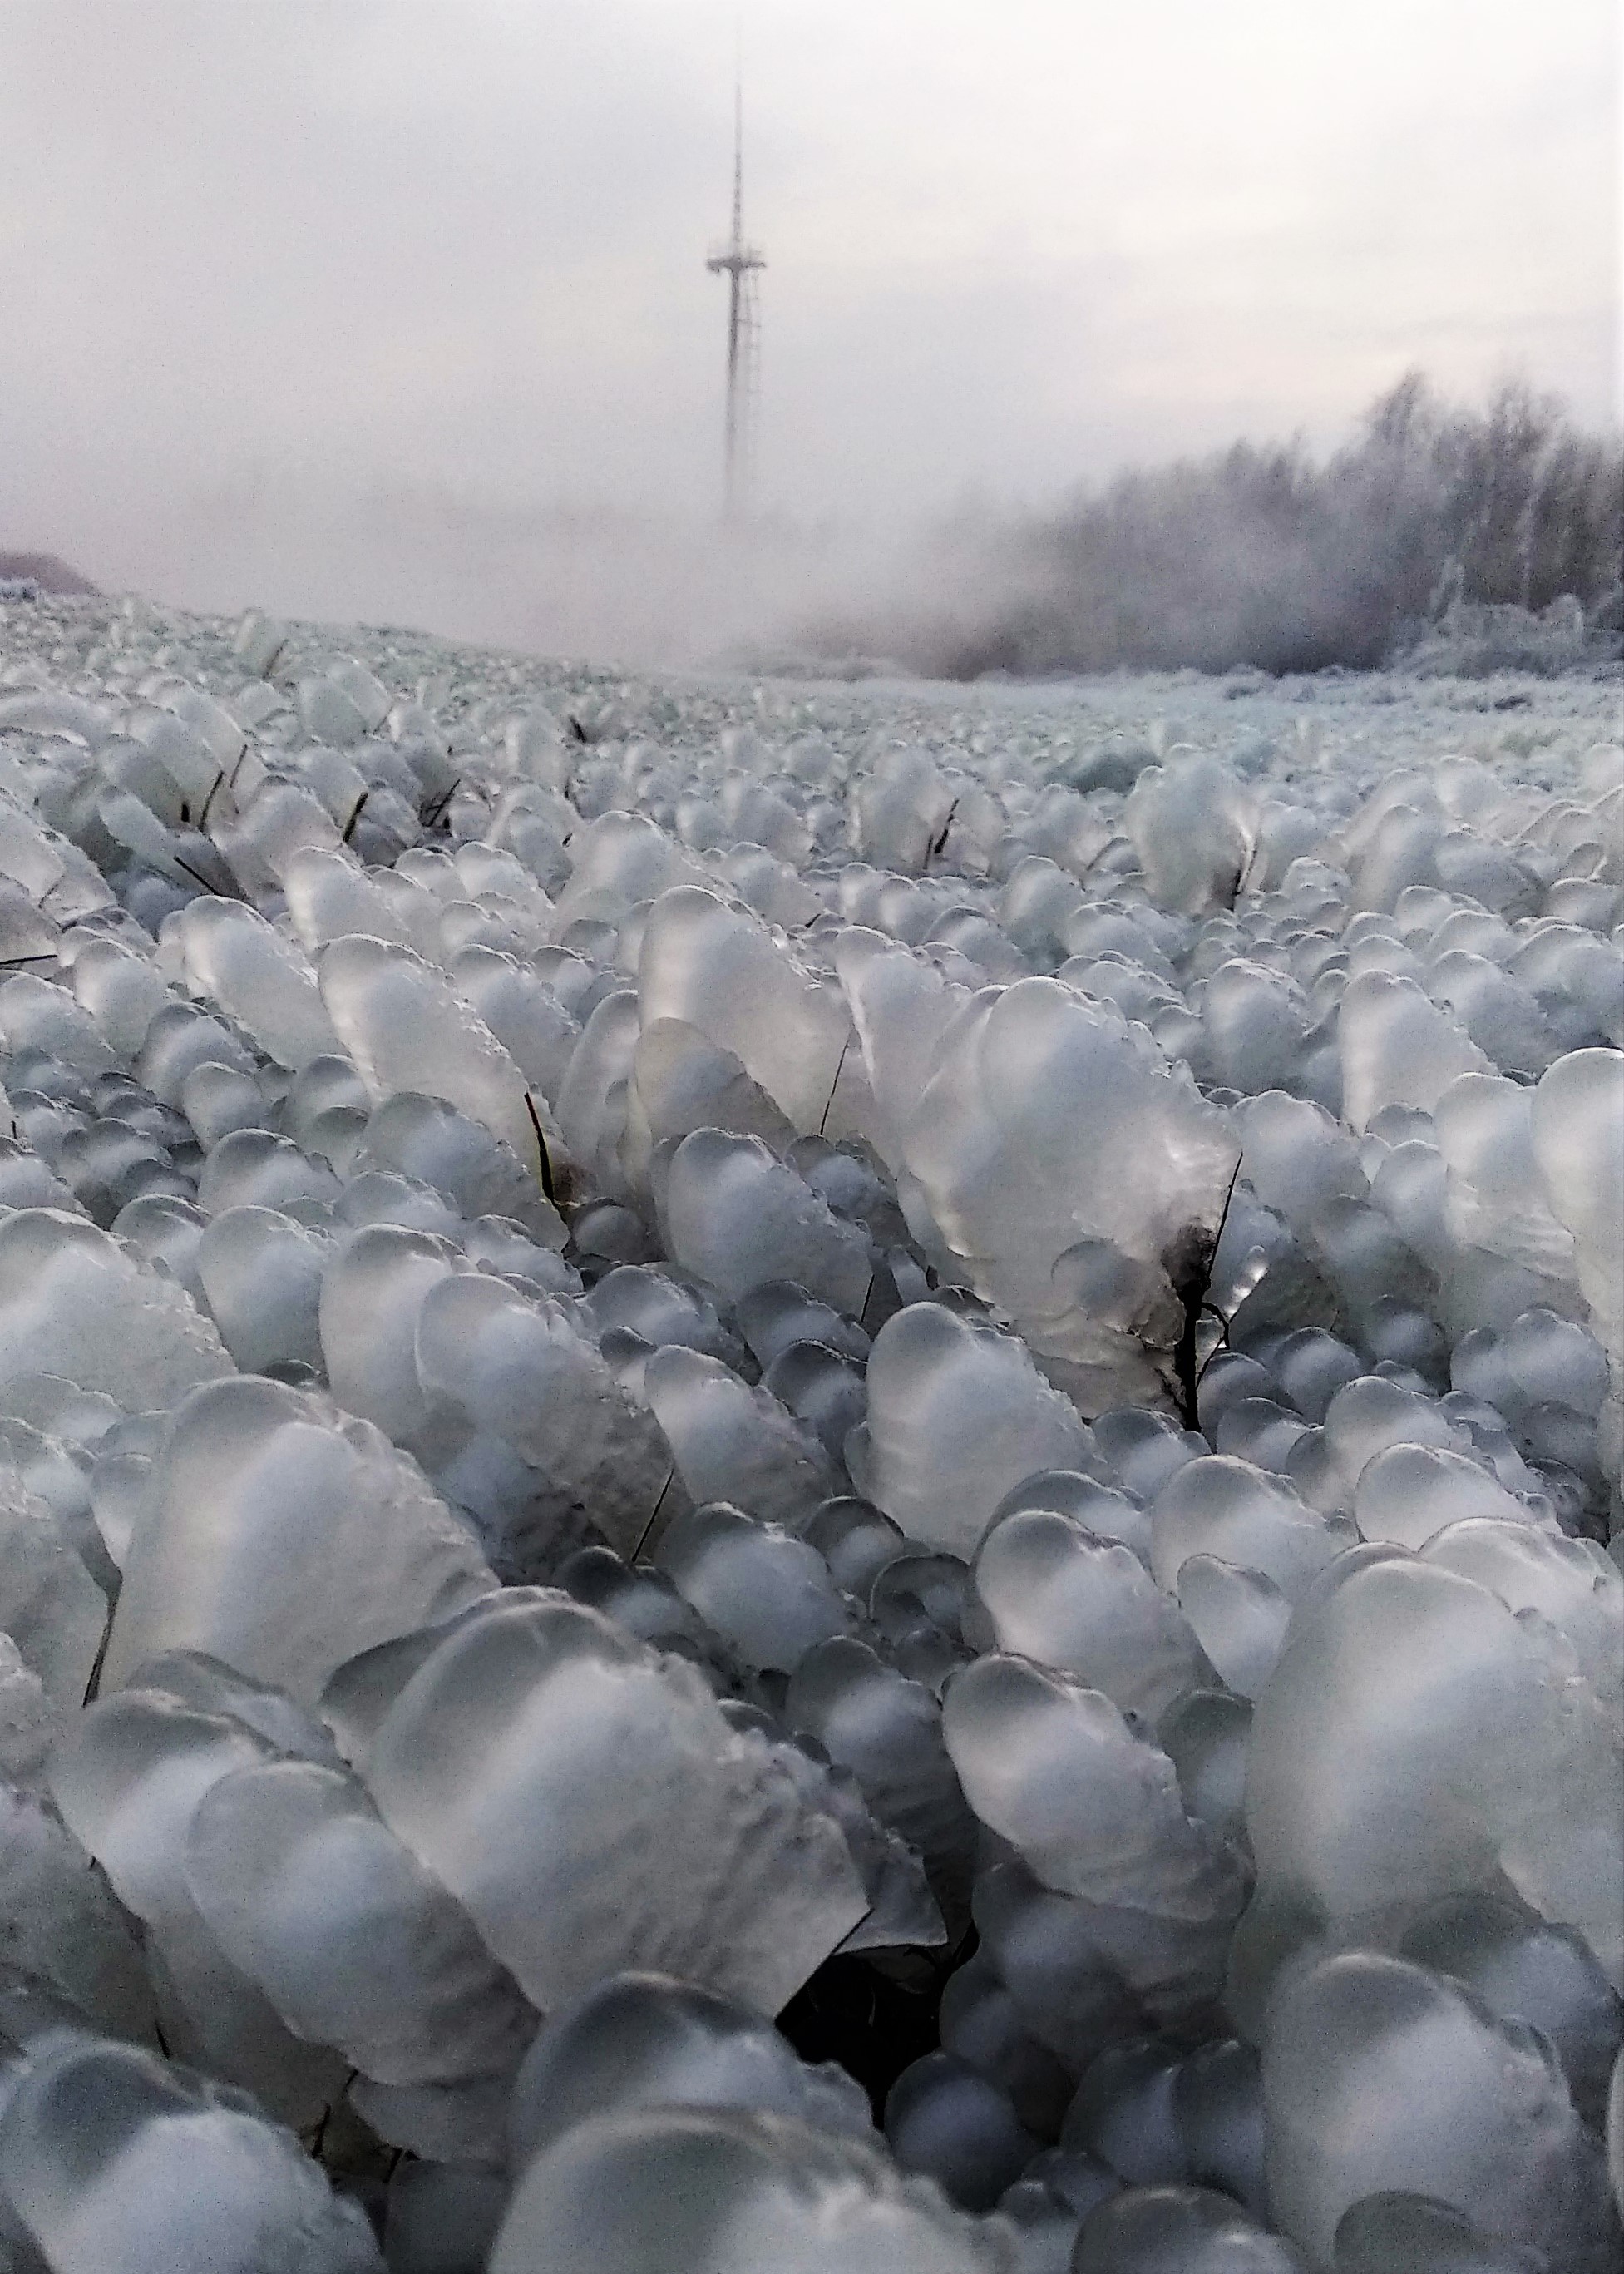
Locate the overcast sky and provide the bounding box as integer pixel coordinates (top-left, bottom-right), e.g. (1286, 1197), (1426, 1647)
(0, 1), (1616, 650)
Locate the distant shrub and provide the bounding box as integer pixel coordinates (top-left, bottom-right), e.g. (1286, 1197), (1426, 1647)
(1393, 594), (1616, 680)
(0, 551), (100, 597)
(812, 375), (1622, 680)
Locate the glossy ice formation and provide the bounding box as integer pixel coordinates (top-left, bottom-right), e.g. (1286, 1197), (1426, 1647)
(361, 1590), (867, 2014)
(504, 1970), (871, 2168)
(491, 2105), (1016, 2274)
(0, 2032), (383, 2272)
(100, 1375), (497, 1704)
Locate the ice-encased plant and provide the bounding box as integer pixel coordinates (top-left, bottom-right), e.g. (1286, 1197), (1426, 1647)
(841, 946), (1241, 1415)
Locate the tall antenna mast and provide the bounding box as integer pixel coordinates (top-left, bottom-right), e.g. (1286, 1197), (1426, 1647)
(706, 53), (764, 522)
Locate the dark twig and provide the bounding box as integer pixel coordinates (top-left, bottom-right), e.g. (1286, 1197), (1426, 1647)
(418, 777), (462, 829)
(1195, 1305), (1233, 1389)
(171, 853), (244, 902)
(308, 2073), (354, 2166)
(1171, 1156), (1245, 1433)
(1210, 1155), (1243, 1271)
(924, 799), (959, 870)
(631, 1466), (677, 1563)
(817, 1033), (852, 1138)
(523, 1090), (557, 1205)
(81, 1598), (115, 1708)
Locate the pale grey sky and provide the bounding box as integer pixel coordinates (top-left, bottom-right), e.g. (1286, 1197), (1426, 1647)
(0, 1), (1616, 650)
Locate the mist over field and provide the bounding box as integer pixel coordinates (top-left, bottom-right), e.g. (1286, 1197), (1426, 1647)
(2, 4), (1615, 678)
(803, 375), (1623, 681)
(11, 375), (1618, 685)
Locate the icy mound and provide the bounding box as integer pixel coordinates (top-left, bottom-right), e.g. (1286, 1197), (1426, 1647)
(100, 1375), (497, 1703)
(0, 584), (1616, 2267)
(0, 2033), (383, 2273)
(491, 2105), (1016, 2274)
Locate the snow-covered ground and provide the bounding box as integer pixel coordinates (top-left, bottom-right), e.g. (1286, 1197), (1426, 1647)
(0, 586), (1618, 2272)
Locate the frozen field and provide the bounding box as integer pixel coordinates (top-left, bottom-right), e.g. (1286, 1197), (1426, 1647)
(0, 585), (1618, 2272)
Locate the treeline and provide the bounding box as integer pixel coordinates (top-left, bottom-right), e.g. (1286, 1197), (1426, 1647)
(827, 375), (1623, 680)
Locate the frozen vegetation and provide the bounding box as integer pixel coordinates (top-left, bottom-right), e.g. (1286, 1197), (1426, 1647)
(0, 579), (1616, 2271)
(816, 377), (1622, 683)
